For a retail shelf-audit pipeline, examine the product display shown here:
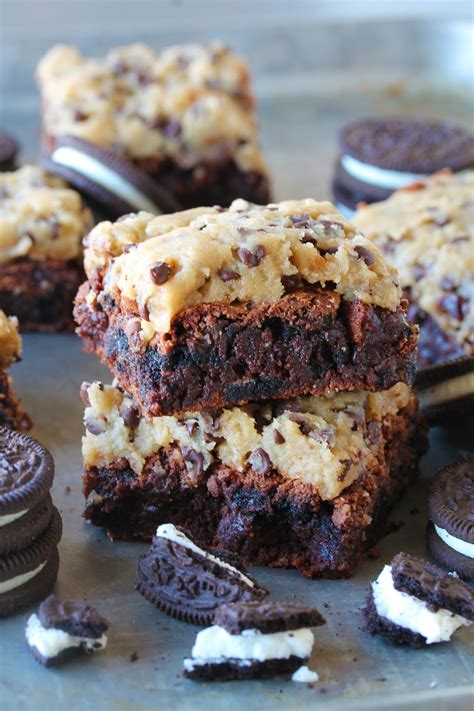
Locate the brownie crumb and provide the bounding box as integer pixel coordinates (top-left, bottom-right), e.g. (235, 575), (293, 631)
(130, 651), (138, 663)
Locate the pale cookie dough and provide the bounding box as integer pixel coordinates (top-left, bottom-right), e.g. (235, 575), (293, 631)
(37, 42), (267, 174)
(84, 198), (401, 335)
(354, 170), (474, 355)
(0, 165), (93, 264)
(82, 381), (413, 502)
(0, 310), (21, 369)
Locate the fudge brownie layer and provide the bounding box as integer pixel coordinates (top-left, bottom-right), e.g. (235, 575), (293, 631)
(37, 43), (270, 208)
(0, 166), (92, 331)
(354, 171), (474, 367)
(82, 382), (426, 578)
(76, 199), (417, 416)
(0, 311), (30, 430)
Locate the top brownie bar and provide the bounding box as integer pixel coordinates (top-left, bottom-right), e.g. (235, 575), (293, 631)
(75, 198), (418, 417)
(37, 42), (270, 207)
(354, 170), (473, 366)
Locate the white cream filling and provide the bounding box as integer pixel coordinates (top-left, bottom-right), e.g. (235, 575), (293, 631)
(0, 508), (28, 527)
(292, 665), (319, 683)
(0, 561), (46, 594)
(372, 565), (471, 644)
(52, 146), (161, 214)
(25, 614), (107, 659)
(341, 154), (428, 190)
(191, 624), (314, 662)
(419, 372), (474, 409)
(156, 523), (255, 588)
(434, 524), (474, 559)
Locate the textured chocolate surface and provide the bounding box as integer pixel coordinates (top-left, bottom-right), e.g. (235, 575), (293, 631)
(426, 522), (474, 582)
(213, 601), (325, 635)
(136, 530), (268, 626)
(0, 494), (52, 556)
(391, 552), (474, 620)
(0, 427), (54, 516)
(428, 459), (474, 542)
(363, 588), (427, 648)
(0, 548), (59, 619)
(0, 257), (83, 332)
(339, 118), (474, 172)
(39, 595), (109, 638)
(75, 285), (418, 417)
(183, 655), (306, 681)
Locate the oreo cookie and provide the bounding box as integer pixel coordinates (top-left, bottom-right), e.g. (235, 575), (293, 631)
(364, 552), (474, 647)
(41, 135), (182, 218)
(0, 427), (55, 555)
(183, 600), (325, 681)
(427, 459), (474, 581)
(415, 356), (474, 426)
(0, 506), (62, 617)
(136, 523), (268, 625)
(0, 131), (19, 172)
(26, 595), (109, 667)
(332, 118), (474, 211)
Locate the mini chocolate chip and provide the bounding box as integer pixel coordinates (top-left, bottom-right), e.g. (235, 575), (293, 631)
(247, 448), (272, 475)
(218, 268), (241, 282)
(441, 276), (456, 291)
(80, 382), (91, 407)
(119, 401), (140, 428)
(98, 383), (104, 391)
(320, 245), (339, 256)
(273, 429), (285, 444)
(367, 420), (381, 445)
(318, 219), (343, 230)
(184, 419), (199, 437)
(451, 235), (469, 244)
(301, 233), (317, 245)
(308, 427), (336, 447)
(85, 417), (106, 436)
(150, 261), (173, 285)
(438, 293), (466, 320)
(201, 409), (222, 432)
(182, 448), (204, 478)
(163, 119), (182, 137)
(122, 243), (138, 253)
(273, 400), (302, 417)
(73, 109), (88, 122)
(281, 274), (303, 293)
(354, 245), (375, 266)
(413, 264), (426, 281)
(237, 245), (266, 267)
(288, 413), (312, 435)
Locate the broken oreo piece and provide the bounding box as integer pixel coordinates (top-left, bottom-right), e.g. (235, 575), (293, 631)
(136, 523), (268, 625)
(427, 458), (474, 580)
(183, 600), (325, 681)
(26, 595), (109, 667)
(363, 552), (473, 647)
(415, 356), (474, 426)
(41, 135), (182, 218)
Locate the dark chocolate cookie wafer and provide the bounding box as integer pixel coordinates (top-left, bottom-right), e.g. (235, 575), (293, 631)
(184, 655), (309, 682)
(39, 595), (109, 638)
(427, 458), (474, 580)
(136, 523), (268, 625)
(214, 601), (325, 635)
(415, 356), (474, 425)
(42, 135), (182, 218)
(0, 494), (53, 556)
(0, 506), (62, 617)
(0, 131), (19, 171)
(364, 586), (427, 648)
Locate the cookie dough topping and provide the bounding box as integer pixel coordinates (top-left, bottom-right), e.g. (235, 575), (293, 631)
(0, 310), (21, 369)
(0, 165), (93, 264)
(37, 42), (266, 174)
(84, 198), (400, 335)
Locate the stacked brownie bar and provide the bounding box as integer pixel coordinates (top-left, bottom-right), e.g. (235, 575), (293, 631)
(0, 166), (93, 331)
(37, 42), (270, 210)
(76, 198), (426, 578)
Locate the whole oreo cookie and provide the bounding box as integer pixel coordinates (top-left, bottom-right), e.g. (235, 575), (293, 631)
(427, 459), (474, 580)
(415, 356), (474, 426)
(136, 523), (268, 625)
(332, 117), (474, 210)
(0, 131), (19, 172)
(0, 506), (62, 617)
(41, 135), (182, 218)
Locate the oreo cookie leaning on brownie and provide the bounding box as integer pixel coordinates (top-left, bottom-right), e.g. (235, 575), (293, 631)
(364, 552), (473, 647)
(183, 601), (325, 681)
(415, 356), (474, 425)
(26, 595), (109, 666)
(136, 524), (268, 625)
(332, 118), (474, 212)
(427, 459), (474, 581)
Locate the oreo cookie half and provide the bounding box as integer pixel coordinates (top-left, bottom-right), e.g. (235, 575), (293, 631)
(0, 131), (19, 171)
(0, 506), (62, 617)
(42, 135), (182, 218)
(333, 117), (474, 210)
(183, 600), (325, 681)
(427, 458), (474, 580)
(415, 356), (474, 425)
(26, 595), (109, 667)
(136, 523), (268, 625)
(363, 552), (473, 647)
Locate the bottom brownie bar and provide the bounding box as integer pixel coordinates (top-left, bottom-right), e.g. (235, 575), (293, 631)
(0, 310), (30, 430)
(0, 257), (83, 332)
(81, 382), (427, 578)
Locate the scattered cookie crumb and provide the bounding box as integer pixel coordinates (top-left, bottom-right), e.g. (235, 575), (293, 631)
(368, 548), (381, 559)
(130, 651), (138, 662)
(292, 666), (319, 683)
